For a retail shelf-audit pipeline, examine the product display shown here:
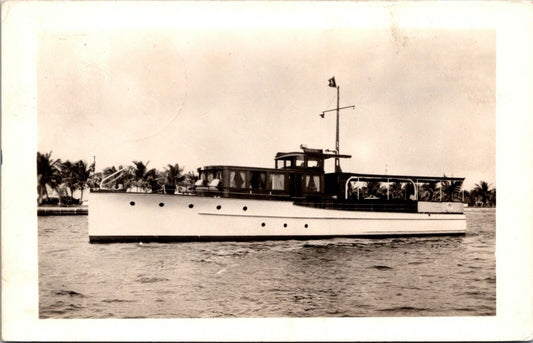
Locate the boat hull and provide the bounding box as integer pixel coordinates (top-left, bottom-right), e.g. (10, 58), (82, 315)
(88, 192), (466, 243)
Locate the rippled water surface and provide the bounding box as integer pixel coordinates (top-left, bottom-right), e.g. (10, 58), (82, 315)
(39, 208), (495, 318)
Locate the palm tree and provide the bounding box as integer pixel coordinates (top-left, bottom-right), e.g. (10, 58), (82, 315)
(420, 182), (436, 201)
(72, 160), (94, 203)
(473, 181), (493, 207)
(441, 176), (463, 202)
(132, 161), (149, 180)
(37, 151), (62, 204)
(184, 171), (198, 184)
(57, 159), (94, 204)
(489, 188), (496, 206)
(88, 171), (103, 190)
(363, 181), (382, 199)
(164, 163), (184, 184)
(60, 160), (76, 198)
(162, 163), (184, 194)
(131, 161), (159, 192)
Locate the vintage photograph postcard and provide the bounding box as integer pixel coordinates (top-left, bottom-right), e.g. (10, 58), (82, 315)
(2, 1), (532, 341)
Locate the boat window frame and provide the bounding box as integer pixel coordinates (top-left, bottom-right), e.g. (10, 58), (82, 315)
(306, 158), (321, 169)
(248, 170), (267, 190)
(269, 172), (286, 191)
(295, 155), (305, 167)
(228, 169), (247, 189)
(303, 174), (321, 193)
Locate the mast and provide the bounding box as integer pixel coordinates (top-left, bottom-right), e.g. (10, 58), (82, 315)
(321, 77), (355, 173)
(335, 85), (340, 172)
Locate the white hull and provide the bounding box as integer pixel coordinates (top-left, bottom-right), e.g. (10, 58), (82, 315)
(88, 192), (466, 242)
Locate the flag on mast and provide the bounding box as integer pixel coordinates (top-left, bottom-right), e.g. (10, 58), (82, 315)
(328, 77), (336, 88)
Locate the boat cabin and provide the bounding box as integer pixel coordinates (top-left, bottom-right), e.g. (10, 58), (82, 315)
(194, 145), (465, 213)
(195, 146), (350, 200)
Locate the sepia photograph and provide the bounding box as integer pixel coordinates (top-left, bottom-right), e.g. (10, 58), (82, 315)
(37, 27), (496, 318)
(2, 1), (532, 341)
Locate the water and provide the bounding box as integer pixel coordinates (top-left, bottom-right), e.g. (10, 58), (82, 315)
(39, 208), (495, 318)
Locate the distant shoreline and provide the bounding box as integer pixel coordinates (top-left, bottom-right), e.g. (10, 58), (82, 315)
(38, 206), (88, 216)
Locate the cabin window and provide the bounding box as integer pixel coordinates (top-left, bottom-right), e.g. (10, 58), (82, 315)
(347, 180), (363, 199)
(229, 171), (246, 188)
(206, 170), (222, 183)
(307, 157), (321, 168)
(269, 173), (285, 191)
(307, 160), (318, 168)
(296, 156), (305, 167)
(304, 175), (320, 192)
(196, 172), (207, 186)
(208, 179), (221, 188)
(249, 171), (267, 190)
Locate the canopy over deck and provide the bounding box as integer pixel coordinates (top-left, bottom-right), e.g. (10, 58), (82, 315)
(339, 172), (464, 183)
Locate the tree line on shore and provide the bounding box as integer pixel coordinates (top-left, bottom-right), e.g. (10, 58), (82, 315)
(37, 151), (496, 207)
(37, 151), (197, 205)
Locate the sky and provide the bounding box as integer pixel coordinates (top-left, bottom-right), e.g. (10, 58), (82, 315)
(38, 28), (495, 190)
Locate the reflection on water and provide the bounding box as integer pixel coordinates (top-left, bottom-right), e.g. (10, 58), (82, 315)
(39, 208), (495, 318)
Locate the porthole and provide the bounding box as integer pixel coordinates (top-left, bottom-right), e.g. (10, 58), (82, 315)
(304, 224), (308, 228)
(159, 202), (165, 207)
(243, 206), (248, 211)
(216, 205), (221, 210)
(261, 222), (266, 227)
(130, 201), (135, 206)
(283, 223), (287, 228)
(188, 204), (194, 208)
